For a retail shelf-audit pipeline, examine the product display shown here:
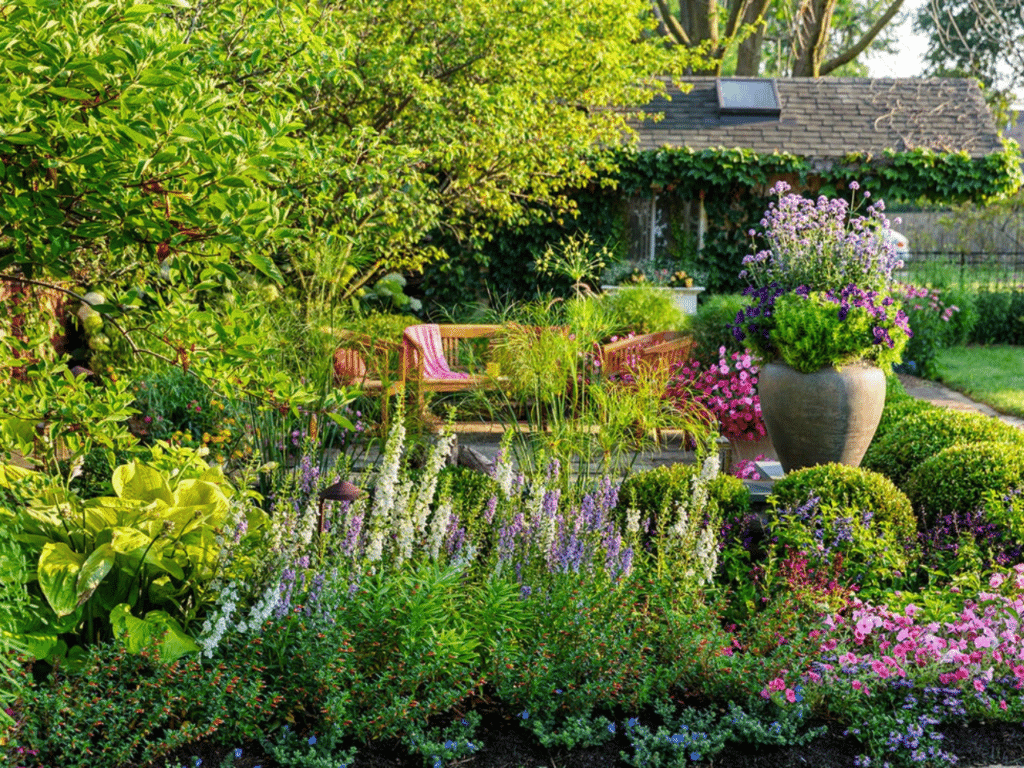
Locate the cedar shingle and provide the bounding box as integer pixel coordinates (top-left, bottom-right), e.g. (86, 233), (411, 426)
(632, 77), (1003, 159)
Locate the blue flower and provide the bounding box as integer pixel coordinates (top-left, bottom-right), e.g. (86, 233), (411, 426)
(309, 735), (317, 746)
(234, 749), (243, 759)
(521, 710), (529, 719)
(690, 752), (701, 762)
(607, 723), (616, 734)
(555, 689), (563, 695)
(627, 717), (640, 728)
(444, 740), (457, 750)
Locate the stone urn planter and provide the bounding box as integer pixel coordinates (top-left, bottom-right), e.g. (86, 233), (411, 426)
(757, 361), (886, 474)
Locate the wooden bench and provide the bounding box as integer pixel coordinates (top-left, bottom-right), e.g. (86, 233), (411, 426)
(400, 324), (507, 419)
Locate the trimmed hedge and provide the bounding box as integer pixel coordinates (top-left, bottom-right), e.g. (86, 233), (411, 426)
(862, 408), (1024, 488)
(769, 463), (918, 549)
(904, 441), (1024, 526)
(766, 463), (918, 592)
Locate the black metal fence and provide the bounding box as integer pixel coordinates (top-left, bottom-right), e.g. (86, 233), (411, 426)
(902, 251), (1024, 290)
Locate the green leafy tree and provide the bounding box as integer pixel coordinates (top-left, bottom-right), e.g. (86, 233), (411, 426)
(1, 0), (707, 353)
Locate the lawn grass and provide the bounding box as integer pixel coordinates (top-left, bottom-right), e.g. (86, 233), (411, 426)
(935, 344), (1024, 419)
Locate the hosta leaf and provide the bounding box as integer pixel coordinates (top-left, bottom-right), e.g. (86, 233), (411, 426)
(38, 543), (86, 618)
(75, 544), (115, 607)
(112, 463), (173, 506)
(109, 604), (200, 661)
(174, 479), (229, 517)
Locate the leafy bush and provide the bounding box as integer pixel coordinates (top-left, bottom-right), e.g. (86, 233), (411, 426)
(766, 464), (918, 591)
(600, 285), (688, 335)
(685, 293), (748, 368)
(4, 640), (270, 768)
(869, 396), (936, 447)
(904, 441), (1024, 525)
(0, 449), (267, 664)
(614, 463), (750, 532)
(862, 408), (1024, 488)
(969, 288), (1024, 345)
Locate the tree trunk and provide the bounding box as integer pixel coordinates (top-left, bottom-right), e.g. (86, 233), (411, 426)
(735, 0), (772, 75)
(791, 0), (835, 77)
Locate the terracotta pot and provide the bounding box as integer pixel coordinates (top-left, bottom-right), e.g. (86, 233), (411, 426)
(757, 361), (886, 474)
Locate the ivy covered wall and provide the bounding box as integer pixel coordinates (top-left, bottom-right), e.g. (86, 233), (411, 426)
(419, 143), (1024, 311)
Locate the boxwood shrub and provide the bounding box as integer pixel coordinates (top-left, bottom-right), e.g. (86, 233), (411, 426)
(870, 397), (937, 447)
(769, 463), (918, 550)
(764, 463), (918, 594)
(904, 441), (1024, 526)
(614, 463), (750, 534)
(861, 408), (1024, 488)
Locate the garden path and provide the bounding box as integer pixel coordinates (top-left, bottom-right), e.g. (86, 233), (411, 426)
(897, 373), (1024, 430)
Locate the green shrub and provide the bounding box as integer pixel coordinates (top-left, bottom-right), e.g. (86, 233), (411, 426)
(904, 441), (1024, 525)
(614, 463), (750, 532)
(433, 466), (500, 542)
(869, 396), (936, 447)
(861, 408), (1024, 488)
(688, 294), (748, 368)
(970, 289), (1024, 345)
(601, 286), (687, 335)
(769, 463), (917, 550)
(5, 640), (270, 768)
(766, 463), (918, 590)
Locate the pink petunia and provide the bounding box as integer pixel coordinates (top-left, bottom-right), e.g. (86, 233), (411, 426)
(785, 688), (796, 704)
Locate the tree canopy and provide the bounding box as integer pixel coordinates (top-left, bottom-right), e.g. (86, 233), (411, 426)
(0, 0), (703, 302)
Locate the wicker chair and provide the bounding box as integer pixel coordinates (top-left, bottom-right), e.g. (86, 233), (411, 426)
(599, 331), (693, 378)
(332, 330), (403, 422)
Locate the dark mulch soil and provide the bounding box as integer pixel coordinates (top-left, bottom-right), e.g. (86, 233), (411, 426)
(159, 700), (1024, 768)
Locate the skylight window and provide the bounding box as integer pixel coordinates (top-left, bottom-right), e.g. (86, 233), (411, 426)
(717, 79), (781, 116)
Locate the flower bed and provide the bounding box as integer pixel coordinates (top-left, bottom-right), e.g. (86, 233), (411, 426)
(5, 396), (1024, 768)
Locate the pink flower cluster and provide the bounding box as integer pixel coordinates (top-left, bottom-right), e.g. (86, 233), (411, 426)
(750, 563), (1024, 711)
(667, 347), (766, 441)
(900, 284), (960, 323)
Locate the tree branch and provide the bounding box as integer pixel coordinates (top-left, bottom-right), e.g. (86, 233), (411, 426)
(652, 0), (691, 45)
(821, 0), (906, 75)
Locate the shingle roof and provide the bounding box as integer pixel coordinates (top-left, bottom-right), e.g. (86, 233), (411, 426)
(634, 77), (1003, 161)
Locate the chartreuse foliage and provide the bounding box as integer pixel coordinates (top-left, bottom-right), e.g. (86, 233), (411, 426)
(769, 291), (908, 373)
(0, 0), (295, 283)
(0, 446), (267, 666)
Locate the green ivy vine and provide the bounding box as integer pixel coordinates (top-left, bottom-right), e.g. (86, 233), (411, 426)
(417, 142), (1023, 310)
